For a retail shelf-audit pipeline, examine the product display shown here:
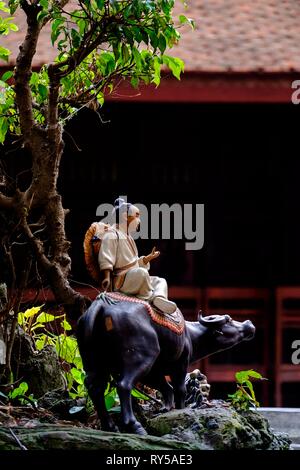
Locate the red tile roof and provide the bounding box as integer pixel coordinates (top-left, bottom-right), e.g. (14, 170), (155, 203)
(172, 0), (300, 72)
(1, 0), (300, 73)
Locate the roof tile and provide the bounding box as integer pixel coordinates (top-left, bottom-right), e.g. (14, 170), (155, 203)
(1, 0), (300, 72)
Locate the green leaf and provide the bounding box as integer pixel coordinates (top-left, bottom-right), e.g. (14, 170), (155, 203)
(8, 22), (18, 32)
(0, 117), (8, 144)
(35, 336), (46, 351)
(0, 1), (9, 13)
(152, 56), (161, 87)
(73, 355), (83, 370)
(61, 318), (72, 331)
(104, 387), (118, 410)
(162, 55), (184, 80)
(235, 370), (250, 384)
(132, 47), (141, 69)
(131, 26), (143, 43)
(95, 0), (105, 9)
(131, 388), (149, 401)
(140, 29), (149, 45)
(121, 43), (130, 63)
(77, 18), (86, 36)
(51, 18), (64, 45)
(130, 76), (139, 89)
(70, 367), (84, 385)
(97, 52), (115, 74)
(39, 0), (48, 9)
(56, 335), (78, 363)
(30, 72), (39, 87)
(105, 393), (116, 410)
(158, 34), (167, 54)
(8, 0), (19, 15)
(0, 46), (11, 62)
(112, 42), (120, 62)
(37, 83), (48, 101)
(147, 28), (158, 49)
(22, 306), (43, 319)
(244, 380), (255, 400)
(36, 312), (56, 323)
(179, 14), (196, 30)
(236, 369), (263, 383)
(37, 10), (48, 22)
(71, 28), (81, 48)
(247, 370), (264, 380)
(1, 70), (13, 82)
(123, 26), (134, 46)
(96, 91), (104, 106)
(10, 382), (28, 399)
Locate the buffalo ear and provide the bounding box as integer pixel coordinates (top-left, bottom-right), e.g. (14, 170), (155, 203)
(197, 310), (203, 322)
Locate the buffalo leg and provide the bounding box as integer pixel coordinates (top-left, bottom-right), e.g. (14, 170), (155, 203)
(85, 371), (118, 432)
(116, 354), (157, 435)
(170, 358), (188, 409)
(147, 375), (174, 411)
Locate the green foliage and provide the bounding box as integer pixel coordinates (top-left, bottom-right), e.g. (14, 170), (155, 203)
(104, 381), (119, 410)
(9, 380), (28, 399)
(0, 77), (18, 142)
(7, 380), (37, 406)
(0, 1), (18, 62)
(17, 305), (84, 400)
(0, 0), (193, 142)
(103, 383), (149, 411)
(0, 380), (37, 407)
(228, 369), (267, 411)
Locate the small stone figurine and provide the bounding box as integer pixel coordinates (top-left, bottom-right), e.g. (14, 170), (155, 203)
(185, 369), (211, 408)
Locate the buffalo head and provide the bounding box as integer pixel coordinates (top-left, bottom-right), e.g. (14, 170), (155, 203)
(195, 312), (255, 357)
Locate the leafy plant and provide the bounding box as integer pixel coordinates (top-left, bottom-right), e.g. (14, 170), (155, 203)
(0, 380), (37, 407)
(18, 305), (85, 401)
(228, 369), (267, 411)
(8, 381), (37, 406)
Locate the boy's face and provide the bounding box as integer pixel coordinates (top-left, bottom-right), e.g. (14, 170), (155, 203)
(127, 210), (141, 233)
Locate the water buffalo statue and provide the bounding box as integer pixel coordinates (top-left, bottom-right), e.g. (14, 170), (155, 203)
(76, 294), (255, 435)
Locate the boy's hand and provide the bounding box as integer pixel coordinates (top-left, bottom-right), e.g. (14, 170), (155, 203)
(144, 246), (160, 265)
(101, 270), (111, 291)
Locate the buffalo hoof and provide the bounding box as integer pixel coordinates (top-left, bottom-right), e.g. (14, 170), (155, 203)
(133, 423), (147, 436)
(160, 406), (173, 413)
(124, 421), (147, 436)
(109, 424), (120, 433)
(102, 421), (119, 433)
(153, 406), (173, 417)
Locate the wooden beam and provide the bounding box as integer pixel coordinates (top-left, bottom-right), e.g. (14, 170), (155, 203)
(107, 72), (298, 104)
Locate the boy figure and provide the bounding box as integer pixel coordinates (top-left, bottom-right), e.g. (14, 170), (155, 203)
(99, 198), (177, 314)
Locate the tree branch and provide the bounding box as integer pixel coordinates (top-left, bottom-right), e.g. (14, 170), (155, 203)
(40, 0), (72, 27)
(0, 193), (13, 209)
(20, 207), (88, 315)
(49, 21), (108, 78)
(14, 1), (42, 142)
(47, 65), (61, 140)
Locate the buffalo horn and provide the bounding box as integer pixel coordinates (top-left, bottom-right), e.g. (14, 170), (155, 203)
(198, 313), (229, 327)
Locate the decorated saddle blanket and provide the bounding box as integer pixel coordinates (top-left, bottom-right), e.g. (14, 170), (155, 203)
(96, 291), (185, 336)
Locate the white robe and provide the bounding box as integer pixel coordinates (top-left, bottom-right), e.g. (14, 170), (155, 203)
(98, 224), (168, 301)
